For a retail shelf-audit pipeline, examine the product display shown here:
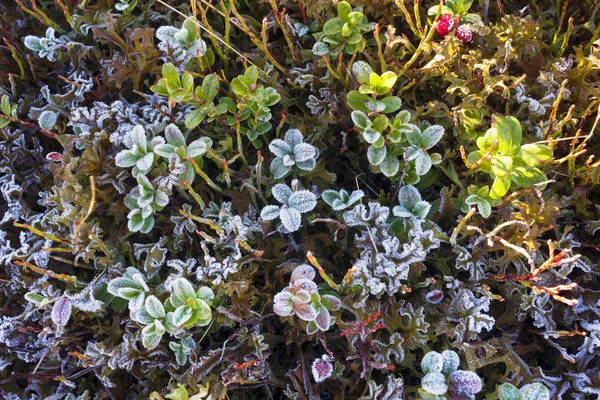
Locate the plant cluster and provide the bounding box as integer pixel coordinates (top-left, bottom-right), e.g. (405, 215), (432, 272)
(0, 0), (599, 399)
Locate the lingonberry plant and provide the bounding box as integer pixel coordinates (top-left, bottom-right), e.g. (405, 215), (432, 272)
(1, 0), (598, 398)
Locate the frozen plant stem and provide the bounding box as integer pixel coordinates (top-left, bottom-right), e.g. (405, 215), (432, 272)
(306, 251), (341, 292)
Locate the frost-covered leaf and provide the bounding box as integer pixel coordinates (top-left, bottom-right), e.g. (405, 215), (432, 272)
(261, 205), (280, 220)
(279, 206), (302, 232)
(52, 298), (72, 327)
(38, 110), (57, 130)
(379, 155), (400, 177)
(420, 125), (444, 149)
(269, 139), (291, 157)
(172, 306), (193, 326)
(287, 190), (317, 213)
(145, 295), (166, 319)
(293, 143), (317, 162)
(321, 190), (340, 206)
(312, 356), (334, 383)
(272, 184), (293, 204)
(172, 278), (195, 301)
(115, 150), (139, 168)
(187, 137), (211, 158)
(295, 303), (317, 321)
(270, 157), (290, 179)
(291, 264), (316, 282)
(413, 151), (433, 176)
(351, 110), (371, 130)
(368, 145), (386, 166)
(312, 41), (330, 56)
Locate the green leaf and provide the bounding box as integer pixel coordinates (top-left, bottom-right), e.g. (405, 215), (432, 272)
(341, 24), (354, 38)
(145, 295), (166, 319)
(1, 95), (10, 115)
(427, 5), (455, 15)
(477, 199), (492, 218)
(378, 71), (397, 94)
(151, 79), (169, 96)
(367, 145), (386, 165)
(369, 73), (382, 90)
(352, 61), (374, 84)
(163, 63), (181, 92)
(413, 151), (433, 176)
(364, 99), (386, 113)
(196, 287), (214, 304)
(323, 18), (345, 36)
(25, 292), (46, 304)
(379, 154), (400, 177)
(456, 0), (474, 13)
(348, 11), (363, 25)
(380, 96), (402, 114)
(173, 278), (196, 302)
(245, 66), (258, 84)
(490, 175), (512, 199)
(405, 127), (423, 147)
(420, 125), (444, 149)
(38, 111), (57, 130)
(261, 205), (281, 220)
(137, 174), (153, 191)
(372, 115), (389, 132)
(477, 186), (490, 197)
(312, 41), (330, 56)
(231, 76), (250, 97)
(165, 124), (186, 147)
(181, 72), (194, 93)
(182, 18), (198, 41)
(115, 150), (139, 168)
(185, 108), (206, 129)
(462, 13), (482, 24)
(511, 166), (547, 188)
(287, 190), (317, 213)
(337, 1), (352, 22)
(351, 110), (371, 130)
(493, 114), (522, 155)
(477, 127), (499, 152)
(491, 155), (513, 178)
(194, 298), (212, 320)
(202, 74), (219, 102)
(363, 129), (381, 144)
(519, 144), (553, 167)
(346, 31), (362, 44)
(347, 90), (368, 111)
(0, 117), (9, 129)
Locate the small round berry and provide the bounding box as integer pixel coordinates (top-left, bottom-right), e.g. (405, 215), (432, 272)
(455, 25), (474, 43)
(449, 370), (483, 395)
(422, 372), (448, 395)
(421, 351), (444, 374)
(436, 14), (455, 38)
(441, 350), (460, 376)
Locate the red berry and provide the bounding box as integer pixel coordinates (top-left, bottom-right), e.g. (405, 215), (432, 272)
(436, 14), (455, 38)
(456, 24), (474, 43)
